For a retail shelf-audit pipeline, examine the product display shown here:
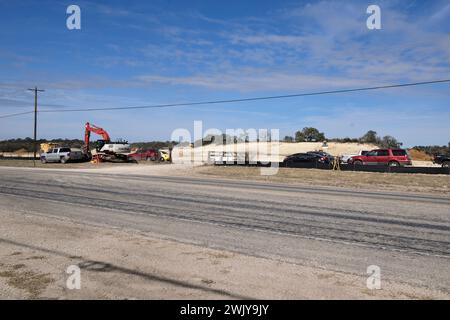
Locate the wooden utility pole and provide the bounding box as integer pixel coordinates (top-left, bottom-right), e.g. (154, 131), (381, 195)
(27, 87), (44, 167)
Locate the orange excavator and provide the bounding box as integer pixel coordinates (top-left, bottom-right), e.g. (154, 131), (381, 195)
(83, 122), (131, 162)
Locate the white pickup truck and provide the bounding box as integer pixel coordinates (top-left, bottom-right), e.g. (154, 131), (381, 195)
(340, 150), (369, 164)
(40, 147), (84, 164)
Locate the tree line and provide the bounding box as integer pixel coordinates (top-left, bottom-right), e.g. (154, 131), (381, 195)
(0, 138), (85, 152)
(0, 138), (176, 152)
(283, 128), (403, 149)
(0, 135), (449, 155)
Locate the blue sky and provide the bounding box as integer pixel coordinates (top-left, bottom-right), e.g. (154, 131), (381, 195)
(0, 0), (449, 146)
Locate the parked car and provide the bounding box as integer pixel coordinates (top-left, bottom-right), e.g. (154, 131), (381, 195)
(128, 148), (159, 161)
(283, 153), (330, 164)
(340, 150), (369, 164)
(348, 149), (412, 167)
(40, 147), (84, 164)
(433, 154), (450, 168)
(307, 151), (335, 163)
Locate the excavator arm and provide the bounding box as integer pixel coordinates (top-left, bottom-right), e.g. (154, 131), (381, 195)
(84, 122), (111, 153)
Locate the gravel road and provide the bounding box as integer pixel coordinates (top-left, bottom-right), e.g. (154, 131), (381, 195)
(0, 166), (448, 297)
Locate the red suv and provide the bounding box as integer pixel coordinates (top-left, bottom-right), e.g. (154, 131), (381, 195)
(349, 149), (411, 167)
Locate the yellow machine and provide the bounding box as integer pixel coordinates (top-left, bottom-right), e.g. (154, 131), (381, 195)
(159, 150), (171, 162)
(40, 142), (59, 153)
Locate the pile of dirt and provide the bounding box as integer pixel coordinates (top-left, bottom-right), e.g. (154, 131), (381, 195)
(183, 142), (379, 163)
(14, 148), (29, 155)
(408, 149), (432, 161)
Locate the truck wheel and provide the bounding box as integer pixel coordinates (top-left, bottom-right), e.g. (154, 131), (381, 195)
(442, 161), (450, 168)
(353, 160), (363, 166)
(41, 158), (47, 164)
(60, 157), (67, 164)
(388, 161), (400, 167)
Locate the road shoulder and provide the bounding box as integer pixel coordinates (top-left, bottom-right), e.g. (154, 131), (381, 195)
(0, 209), (447, 299)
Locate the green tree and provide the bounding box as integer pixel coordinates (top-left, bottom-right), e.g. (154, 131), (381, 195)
(379, 136), (403, 149)
(360, 130), (379, 144)
(295, 127), (325, 142)
(295, 131), (305, 142)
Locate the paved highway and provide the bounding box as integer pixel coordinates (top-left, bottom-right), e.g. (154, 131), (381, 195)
(0, 167), (449, 292)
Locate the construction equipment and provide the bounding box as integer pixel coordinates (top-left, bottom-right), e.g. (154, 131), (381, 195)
(40, 142), (60, 153)
(159, 149), (171, 162)
(83, 122), (132, 162)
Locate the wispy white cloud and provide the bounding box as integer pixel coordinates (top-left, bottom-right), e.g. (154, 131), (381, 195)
(136, 71), (373, 92)
(125, 0), (450, 92)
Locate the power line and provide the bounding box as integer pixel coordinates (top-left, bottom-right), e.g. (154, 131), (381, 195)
(0, 110), (34, 119)
(0, 100), (83, 109)
(0, 79), (449, 119)
(37, 79), (450, 113)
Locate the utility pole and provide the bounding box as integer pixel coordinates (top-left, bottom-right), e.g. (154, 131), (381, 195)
(27, 87), (44, 167)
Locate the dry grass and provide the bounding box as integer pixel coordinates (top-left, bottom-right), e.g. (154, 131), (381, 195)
(0, 159), (92, 169)
(0, 266), (53, 298)
(194, 166), (450, 195)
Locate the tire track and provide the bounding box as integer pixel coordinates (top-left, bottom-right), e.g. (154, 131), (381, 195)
(1, 184), (449, 257)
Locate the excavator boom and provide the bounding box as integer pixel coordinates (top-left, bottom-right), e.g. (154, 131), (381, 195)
(84, 122), (111, 147)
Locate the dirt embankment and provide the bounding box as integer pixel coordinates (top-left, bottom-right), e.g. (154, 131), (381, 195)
(408, 149), (433, 161)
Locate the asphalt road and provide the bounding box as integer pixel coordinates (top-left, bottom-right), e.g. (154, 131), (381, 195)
(0, 167), (449, 293)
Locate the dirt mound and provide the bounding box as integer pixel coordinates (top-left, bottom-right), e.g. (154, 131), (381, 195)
(408, 149), (432, 161)
(193, 142), (379, 162)
(14, 148), (29, 155)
